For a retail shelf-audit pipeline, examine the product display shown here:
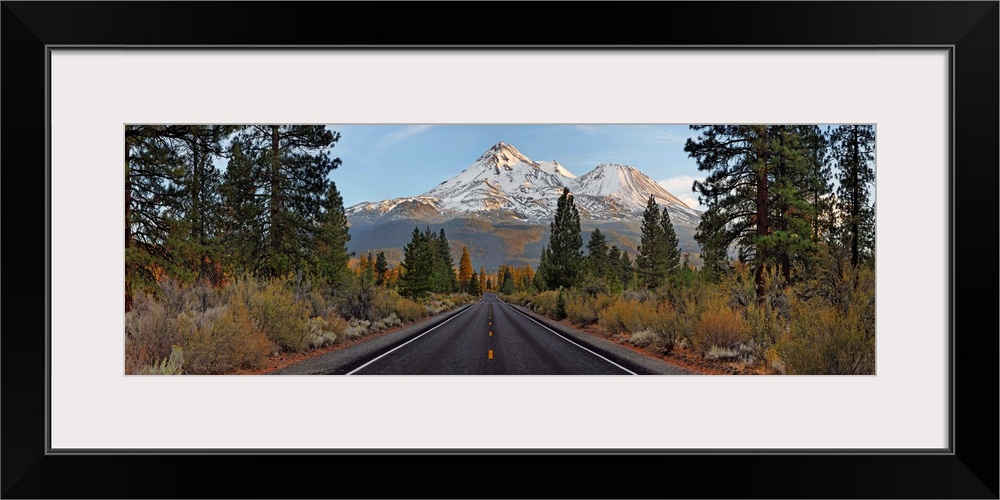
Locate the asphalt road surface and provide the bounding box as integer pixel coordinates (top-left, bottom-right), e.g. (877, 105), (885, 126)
(349, 293), (638, 375)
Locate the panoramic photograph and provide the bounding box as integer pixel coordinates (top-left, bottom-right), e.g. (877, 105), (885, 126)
(125, 124), (875, 375)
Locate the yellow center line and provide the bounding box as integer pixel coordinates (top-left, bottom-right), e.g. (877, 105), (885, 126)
(488, 349), (493, 360)
(489, 331), (492, 336)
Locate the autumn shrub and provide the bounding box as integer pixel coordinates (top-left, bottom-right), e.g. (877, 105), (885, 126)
(138, 345), (185, 375)
(242, 277), (311, 352)
(598, 298), (658, 334)
(501, 291), (532, 307)
(692, 296), (751, 355)
(125, 294), (180, 374)
(341, 319), (371, 342)
(181, 300), (275, 374)
(628, 329), (660, 348)
(304, 315), (344, 349)
(779, 266), (875, 375)
(336, 275), (378, 322)
(529, 290), (562, 318)
(423, 293), (458, 315)
(374, 289), (427, 324)
(564, 292), (600, 325)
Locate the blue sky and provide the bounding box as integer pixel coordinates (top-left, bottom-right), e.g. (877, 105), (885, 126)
(324, 124), (708, 210)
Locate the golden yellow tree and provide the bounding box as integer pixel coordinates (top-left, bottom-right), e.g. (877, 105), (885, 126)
(458, 246), (474, 292)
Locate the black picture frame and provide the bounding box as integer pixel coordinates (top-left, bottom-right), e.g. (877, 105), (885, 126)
(3, 2), (996, 498)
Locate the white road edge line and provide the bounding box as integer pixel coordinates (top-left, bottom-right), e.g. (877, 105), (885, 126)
(346, 296), (482, 375)
(501, 298), (638, 375)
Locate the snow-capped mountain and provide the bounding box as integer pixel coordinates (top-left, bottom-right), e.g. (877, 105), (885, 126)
(346, 142), (700, 225)
(569, 163), (702, 225)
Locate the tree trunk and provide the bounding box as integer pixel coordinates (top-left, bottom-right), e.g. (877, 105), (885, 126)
(754, 128), (770, 299)
(779, 127), (791, 283)
(125, 139), (133, 312)
(851, 126), (860, 268)
(269, 126), (281, 277)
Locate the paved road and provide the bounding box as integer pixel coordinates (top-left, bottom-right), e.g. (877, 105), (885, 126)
(350, 293), (638, 375)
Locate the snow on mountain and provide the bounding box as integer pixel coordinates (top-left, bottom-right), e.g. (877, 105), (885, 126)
(420, 142), (571, 220)
(537, 159), (577, 179)
(346, 142), (701, 226)
(569, 163), (702, 225)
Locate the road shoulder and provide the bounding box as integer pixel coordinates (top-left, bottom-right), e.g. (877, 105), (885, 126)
(502, 301), (694, 375)
(268, 301), (477, 375)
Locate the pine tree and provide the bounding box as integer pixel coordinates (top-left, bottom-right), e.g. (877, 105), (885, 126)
(399, 227), (433, 297)
(608, 245), (625, 292)
(686, 125), (817, 296)
(225, 125), (342, 278)
(458, 246), (474, 292)
(830, 125), (875, 267)
(585, 228), (610, 278)
(313, 182), (352, 288)
(374, 251), (389, 287)
(430, 228), (457, 293)
(660, 206), (682, 279)
(768, 125), (819, 282)
(618, 248), (634, 291)
(125, 125), (199, 311)
(582, 228), (611, 294)
(802, 126), (835, 242)
(541, 187), (583, 289)
(535, 245), (550, 291)
(172, 125), (236, 286)
(479, 266), (487, 294)
(469, 271), (481, 295)
(221, 138), (267, 276)
(636, 195), (667, 289)
(500, 268), (515, 295)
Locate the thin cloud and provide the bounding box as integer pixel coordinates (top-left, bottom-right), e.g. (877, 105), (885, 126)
(658, 175), (704, 210)
(652, 130), (690, 145)
(375, 125), (433, 148)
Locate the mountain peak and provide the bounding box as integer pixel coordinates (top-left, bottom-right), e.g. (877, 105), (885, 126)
(476, 141), (534, 169)
(593, 162), (635, 172)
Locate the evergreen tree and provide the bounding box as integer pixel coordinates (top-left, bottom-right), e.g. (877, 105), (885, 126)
(767, 125), (819, 282)
(686, 125), (817, 296)
(500, 268), (515, 295)
(585, 228), (610, 279)
(374, 251), (389, 287)
(802, 126), (835, 242)
(225, 125), (342, 278)
(125, 125), (198, 310)
(660, 206), (682, 280)
(635, 195), (667, 289)
(221, 138), (267, 276)
(172, 125), (236, 286)
(312, 182), (352, 288)
(430, 228), (457, 293)
(830, 125), (876, 267)
(535, 245), (550, 291)
(582, 228), (612, 294)
(608, 245), (632, 291)
(541, 187), (583, 289)
(458, 246), (474, 292)
(469, 271), (481, 295)
(399, 227), (433, 297)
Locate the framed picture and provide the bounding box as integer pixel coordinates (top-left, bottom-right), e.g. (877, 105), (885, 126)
(3, 2), (996, 498)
